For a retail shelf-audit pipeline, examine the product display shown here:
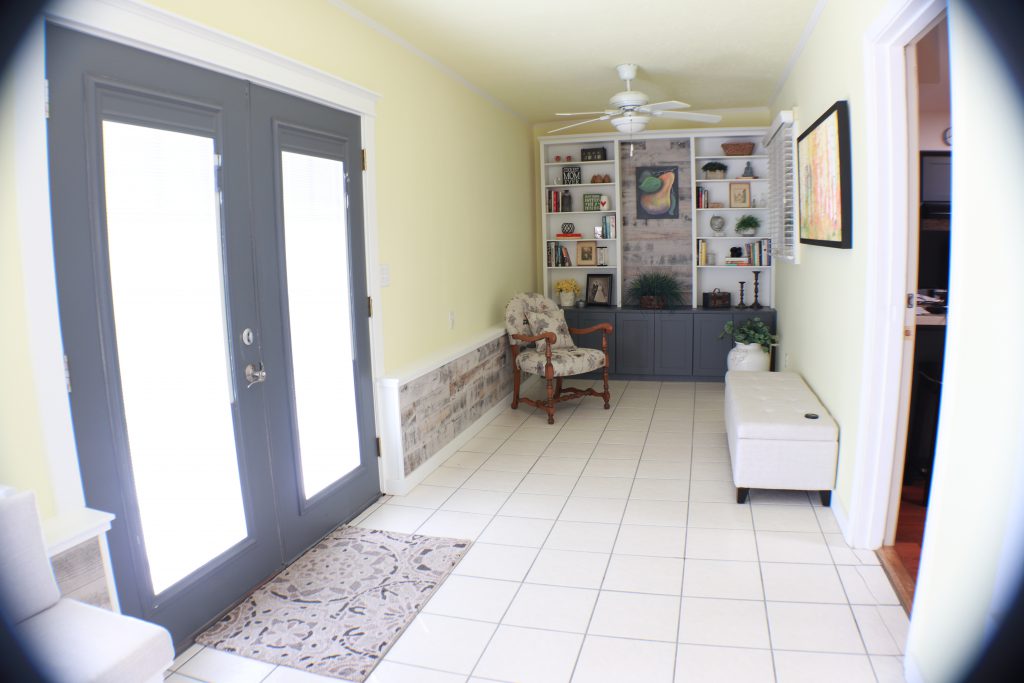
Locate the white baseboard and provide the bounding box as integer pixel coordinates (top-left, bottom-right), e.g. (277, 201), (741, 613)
(382, 393), (513, 496)
(831, 494), (852, 542)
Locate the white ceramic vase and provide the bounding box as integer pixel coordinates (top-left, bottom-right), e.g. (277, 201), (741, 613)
(558, 291), (575, 307)
(727, 342), (770, 371)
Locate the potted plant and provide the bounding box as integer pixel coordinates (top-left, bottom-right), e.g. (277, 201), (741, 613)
(720, 317), (778, 371)
(554, 278), (581, 307)
(701, 161), (728, 180)
(735, 214), (760, 236)
(625, 272), (684, 309)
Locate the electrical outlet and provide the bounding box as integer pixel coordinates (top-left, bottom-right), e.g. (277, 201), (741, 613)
(784, 353), (790, 369)
(448, 310), (455, 330)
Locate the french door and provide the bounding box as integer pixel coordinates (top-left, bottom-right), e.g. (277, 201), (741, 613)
(46, 24), (379, 645)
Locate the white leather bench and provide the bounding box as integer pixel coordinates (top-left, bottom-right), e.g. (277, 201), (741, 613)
(724, 371), (838, 505)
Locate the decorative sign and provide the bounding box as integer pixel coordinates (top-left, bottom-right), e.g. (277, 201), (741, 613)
(583, 193), (601, 211)
(561, 166), (582, 184)
(581, 147), (607, 161)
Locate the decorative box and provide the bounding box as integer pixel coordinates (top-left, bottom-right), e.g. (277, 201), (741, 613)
(580, 147), (607, 161)
(702, 289), (731, 309)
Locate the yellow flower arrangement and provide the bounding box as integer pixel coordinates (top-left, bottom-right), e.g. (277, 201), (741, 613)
(554, 279), (581, 295)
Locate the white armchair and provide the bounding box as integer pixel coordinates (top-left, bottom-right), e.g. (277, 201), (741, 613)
(0, 489), (173, 683)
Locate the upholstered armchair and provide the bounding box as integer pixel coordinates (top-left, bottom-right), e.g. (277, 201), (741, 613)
(504, 293), (612, 424)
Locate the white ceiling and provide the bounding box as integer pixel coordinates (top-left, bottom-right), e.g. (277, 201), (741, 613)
(336, 0), (822, 124)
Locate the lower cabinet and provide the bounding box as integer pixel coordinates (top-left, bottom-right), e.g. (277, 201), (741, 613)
(561, 307), (774, 380)
(655, 313), (694, 376)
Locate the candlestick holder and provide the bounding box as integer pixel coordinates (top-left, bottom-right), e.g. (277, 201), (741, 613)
(736, 281), (747, 309)
(751, 270), (763, 310)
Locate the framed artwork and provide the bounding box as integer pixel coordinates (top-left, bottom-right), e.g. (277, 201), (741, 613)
(576, 240), (597, 266)
(797, 100), (852, 249)
(586, 274), (612, 306)
(636, 166), (679, 219)
(583, 193), (601, 211)
(728, 182), (751, 208)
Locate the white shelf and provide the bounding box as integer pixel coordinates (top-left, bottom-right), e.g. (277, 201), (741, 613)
(698, 235), (766, 240)
(547, 238), (617, 243)
(547, 266), (616, 270)
(697, 265), (771, 269)
(696, 178), (768, 183)
(544, 159), (613, 166)
(545, 182), (616, 189)
(544, 211), (616, 216)
(695, 155), (768, 160)
(695, 207), (767, 211)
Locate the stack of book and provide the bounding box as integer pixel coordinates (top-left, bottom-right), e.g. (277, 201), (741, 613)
(696, 185), (710, 209)
(598, 215), (616, 239)
(556, 233), (583, 239)
(546, 243), (574, 267)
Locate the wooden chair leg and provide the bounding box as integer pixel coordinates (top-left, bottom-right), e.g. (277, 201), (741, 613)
(511, 366), (521, 409)
(545, 375), (556, 424)
(554, 377), (563, 398)
(602, 362), (611, 409)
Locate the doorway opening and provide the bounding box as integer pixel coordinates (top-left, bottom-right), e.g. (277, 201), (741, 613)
(878, 13), (951, 611)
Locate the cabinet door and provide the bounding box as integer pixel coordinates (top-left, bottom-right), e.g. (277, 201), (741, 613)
(733, 310), (775, 331)
(692, 313), (733, 377)
(615, 312), (654, 375)
(561, 308), (579, 332)
(654, 314), (694, 376)
(574, 309), (616, 373)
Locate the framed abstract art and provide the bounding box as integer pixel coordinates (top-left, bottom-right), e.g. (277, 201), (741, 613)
(797, 100), (852, 249)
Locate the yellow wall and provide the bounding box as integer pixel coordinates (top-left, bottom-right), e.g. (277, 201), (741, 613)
(769, 0), (888, 511)
(0, 69), (56, 517)
(144, 0), (536, 375)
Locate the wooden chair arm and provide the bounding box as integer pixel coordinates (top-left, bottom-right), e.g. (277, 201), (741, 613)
(568, 323), (614, 336)
(511, 331), (557, 346)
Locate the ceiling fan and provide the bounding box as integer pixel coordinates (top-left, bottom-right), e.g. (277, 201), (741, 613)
(549, 64), (721, 134)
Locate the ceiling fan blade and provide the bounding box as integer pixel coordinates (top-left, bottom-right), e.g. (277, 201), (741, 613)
(651, 110), (722, 123)
(548, 115), (611, 134)
(555, 110), (613, 117)
(644, 100), (690, 112)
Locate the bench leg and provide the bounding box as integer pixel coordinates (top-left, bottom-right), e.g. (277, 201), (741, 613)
(819, 490), (832, 507)
(736, 487), (749, 504)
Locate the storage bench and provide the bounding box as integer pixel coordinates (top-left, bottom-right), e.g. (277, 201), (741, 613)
(724, 371), (838, 505)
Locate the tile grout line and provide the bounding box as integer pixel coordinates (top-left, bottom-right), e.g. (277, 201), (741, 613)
(672, 380), (696, 683)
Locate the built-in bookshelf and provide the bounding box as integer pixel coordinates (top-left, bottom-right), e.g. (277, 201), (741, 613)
(539, 129), (773, 309)
(539, 138), (621, 305)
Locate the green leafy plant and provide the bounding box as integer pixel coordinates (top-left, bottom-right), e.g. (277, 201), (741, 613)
(720, 317), (778, 351)
(625, 272), (683, 308)
(735, 214), (761, 234)
(701, 161), (728, 173)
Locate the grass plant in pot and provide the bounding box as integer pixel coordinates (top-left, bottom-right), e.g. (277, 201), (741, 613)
(701, 161), (728, 180)
(735, 214), (760, 237)
(625, 272), (684, 309)
(720, 317), (777, 371)
(554, 278), (581, 307)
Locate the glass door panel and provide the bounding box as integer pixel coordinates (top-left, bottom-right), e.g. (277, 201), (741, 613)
(102, 121), (247, 593)
(279, 151), (361, 500)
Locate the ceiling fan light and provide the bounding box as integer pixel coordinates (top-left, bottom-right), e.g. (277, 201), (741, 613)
(612, 114), (649, 133)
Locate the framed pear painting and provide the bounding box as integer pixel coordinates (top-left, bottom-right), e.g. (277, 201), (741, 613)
(636, 166), (679, 219)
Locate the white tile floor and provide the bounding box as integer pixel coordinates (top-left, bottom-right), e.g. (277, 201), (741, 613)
(164, 380), (908, 683)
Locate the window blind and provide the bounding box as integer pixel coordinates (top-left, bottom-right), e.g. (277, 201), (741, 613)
(764, 111), (797, 263)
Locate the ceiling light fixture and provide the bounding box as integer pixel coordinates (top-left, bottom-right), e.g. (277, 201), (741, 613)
(611, 113), (650, 134)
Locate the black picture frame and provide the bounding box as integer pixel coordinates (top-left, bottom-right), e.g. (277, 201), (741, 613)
(797, 100), (852, 249)
(586, 274), (613, 306)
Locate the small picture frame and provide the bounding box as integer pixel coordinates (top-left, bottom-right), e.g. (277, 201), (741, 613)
(580, 147), (607, 161)
(586, 274), (613, 306)
(583, 193), (601, 211)
(562, 166), (582, 185)
(577, 241), (597, 266)
(729, 182), (751, 208)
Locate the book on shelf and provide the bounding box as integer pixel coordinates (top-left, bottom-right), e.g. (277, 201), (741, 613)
(696, 185), (710, 209)
(724, 257), (750, 266)
(600, 215), (616, 239)
(555, 233), (583, 239)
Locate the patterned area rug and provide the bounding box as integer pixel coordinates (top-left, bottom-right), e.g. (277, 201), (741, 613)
(196, 525), (471, 681)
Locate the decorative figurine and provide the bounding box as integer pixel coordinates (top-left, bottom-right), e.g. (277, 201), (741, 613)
(736, 281), (748, 309)
(742, 161), (755, 178)
(751, 270), (763, 310)
(730, 246), (743, 258)
(561, 222), (576, 234)
(554, 155), (562, 162)
(566, 155), (573, 161)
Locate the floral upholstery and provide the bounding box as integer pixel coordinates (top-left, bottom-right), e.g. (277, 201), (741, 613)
(516, 347), (605, 377)
(525, 309), (574, 352)
(505, 293), (562, 345)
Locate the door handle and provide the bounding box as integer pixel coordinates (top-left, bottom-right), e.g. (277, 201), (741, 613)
(244, 362), (267, 388)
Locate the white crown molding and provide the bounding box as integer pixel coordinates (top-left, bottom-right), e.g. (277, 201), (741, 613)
(49, 0), (379, 115)
(328, 0), (522, 120)
(770, 0), (830, 107)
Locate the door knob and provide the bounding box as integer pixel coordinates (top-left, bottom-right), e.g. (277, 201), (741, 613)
(244, 362), (267, 388)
